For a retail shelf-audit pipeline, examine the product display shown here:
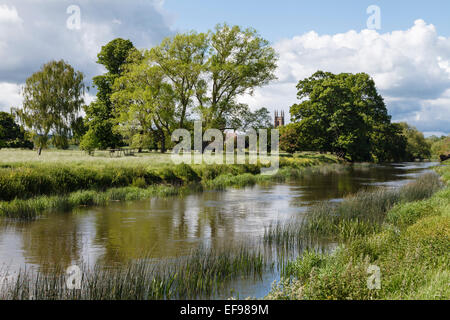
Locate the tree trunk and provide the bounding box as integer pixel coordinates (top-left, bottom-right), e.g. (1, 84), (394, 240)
(37, 147), (42, 156)
(160, 133), (166, 153)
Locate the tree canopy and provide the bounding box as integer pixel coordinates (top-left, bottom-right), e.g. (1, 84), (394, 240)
(82, 38), (137, 150)
(429, 135), (450, 158)
(108, 24), (277, 152)
(286, 71), (406, 162)
(149, 24), (277, 131)
(14, 60), (85, 154)
(0, 111), (33, 149)
(398, 122), (431, 160)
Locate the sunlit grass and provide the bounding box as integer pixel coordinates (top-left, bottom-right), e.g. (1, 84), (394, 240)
(266, 165), (450, 300)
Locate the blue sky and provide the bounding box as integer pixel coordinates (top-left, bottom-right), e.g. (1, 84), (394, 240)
(164, 0), (450, 41)
(0, 0), (449, 136)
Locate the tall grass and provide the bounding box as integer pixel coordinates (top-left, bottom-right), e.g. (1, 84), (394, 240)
(265, 173), (443, 246)
(0, 185), (200, 219)
(266, 166), (450, 300)
(267, 187), (450, 300)
(0, 245), (272, 300)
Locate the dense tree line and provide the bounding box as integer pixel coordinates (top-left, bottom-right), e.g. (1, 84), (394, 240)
(81, 24), (277, 153)
(2, 24), (443, 161)
(427, 134), (450, 159)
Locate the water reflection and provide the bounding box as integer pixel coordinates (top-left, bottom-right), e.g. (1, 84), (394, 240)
(0, 162), (437, 275)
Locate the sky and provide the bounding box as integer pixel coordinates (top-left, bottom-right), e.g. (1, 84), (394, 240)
(0, 0), (449, 136)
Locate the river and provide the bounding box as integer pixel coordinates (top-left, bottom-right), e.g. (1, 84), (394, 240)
(0, 162), (438, 298)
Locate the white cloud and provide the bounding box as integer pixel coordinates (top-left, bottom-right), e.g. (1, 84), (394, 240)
(0, 0), (173, 110)
(0, 82), (22, 110)
(0, 4), (22, 24)
(240, 20), (450, 135)
(0, 82), (97, 113)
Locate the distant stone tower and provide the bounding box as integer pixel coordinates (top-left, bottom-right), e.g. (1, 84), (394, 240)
(274, 110), (285, 128)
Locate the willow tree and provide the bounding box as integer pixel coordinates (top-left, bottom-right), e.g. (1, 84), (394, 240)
(15, 60), (85, 155)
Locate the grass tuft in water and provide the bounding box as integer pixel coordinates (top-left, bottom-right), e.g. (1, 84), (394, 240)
(0, 245), (272, 300)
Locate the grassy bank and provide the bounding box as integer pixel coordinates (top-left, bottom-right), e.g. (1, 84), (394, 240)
(266, 163), (450, 300)
(0, 244), (272, 300)
(265, 172), (443, 247)
(0, 150), (342, 219)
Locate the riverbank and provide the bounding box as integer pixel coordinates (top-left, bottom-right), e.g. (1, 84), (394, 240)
(0, 149), (343, 219)
(266, 162), (449, 300)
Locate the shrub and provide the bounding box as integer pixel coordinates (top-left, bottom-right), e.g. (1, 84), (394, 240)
(173, 164), (200, 183)
(156, 167), (182, 185)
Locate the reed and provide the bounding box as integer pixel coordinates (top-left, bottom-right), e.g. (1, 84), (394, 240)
(265, 173), (443, 246)
(0, 245), (272, 300)
(266, 166), (450, 300)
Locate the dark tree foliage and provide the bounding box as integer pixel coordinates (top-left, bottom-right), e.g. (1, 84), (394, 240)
(289, 71), (407, 162)
(82, 38), (136, 150)
(0, 111), (33, 149)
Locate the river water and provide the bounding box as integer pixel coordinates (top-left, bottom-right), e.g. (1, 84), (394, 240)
(0, 162), (438, 298)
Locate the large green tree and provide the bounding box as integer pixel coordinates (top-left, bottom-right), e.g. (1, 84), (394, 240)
(430, 135), (450, 158)
(111, 51), (176, 153)
(148, 24), (278, 131)
(82, 38), (136, 150)
(0, 111), (33, 149)
(15, 60), (85, 155)
(289, 71), (405, 162)
(198, 24), (277, 129)
(150, 32), (209, 130)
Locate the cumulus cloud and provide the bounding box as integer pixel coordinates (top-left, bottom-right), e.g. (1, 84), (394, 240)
(0, 4), (22, 24)
(240, 20), (450, 135)
(0, 0), (173, 111)
(0, 82), (22, 109)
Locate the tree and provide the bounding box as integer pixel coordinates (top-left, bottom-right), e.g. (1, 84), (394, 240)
(198, 24), (278, 129)
(70, 116), (87, 145)
(279, 123), (300, 154)
(228, 106), (273, 131)
(0, 111), (33, 149)
(429, 135), (450, 158)
(370, 122), (407, 162)
(111, 50), (176, 153)
(290, 71), (403, 162)
(398, 122), (431, 160)
(82, 38), (136, 150)
(150, 32), (209, 130)
(15, 60), (85, 155)
(149, 24), (278, 131)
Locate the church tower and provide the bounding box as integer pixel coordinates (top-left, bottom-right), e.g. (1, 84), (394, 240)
(274, 110), (285, 128)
